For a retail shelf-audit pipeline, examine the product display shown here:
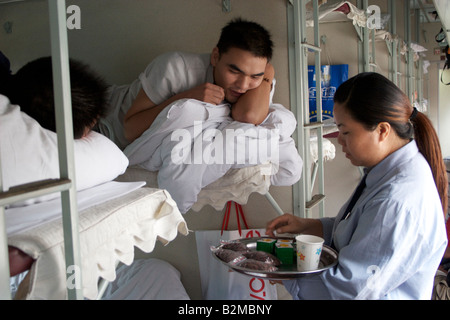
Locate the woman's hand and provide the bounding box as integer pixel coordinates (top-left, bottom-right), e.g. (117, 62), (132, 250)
(265, 213), (323, 238)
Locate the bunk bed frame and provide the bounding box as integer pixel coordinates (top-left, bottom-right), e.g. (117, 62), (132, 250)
(1, 0), (189, 301)
(287, 0), (440, 219)
(288, 0), (326, 218)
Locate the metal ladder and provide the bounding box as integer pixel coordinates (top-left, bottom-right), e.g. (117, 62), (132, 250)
(287, 0), (326, 218)
(386, 0), (425, 106)
(0, 0), (83, 300)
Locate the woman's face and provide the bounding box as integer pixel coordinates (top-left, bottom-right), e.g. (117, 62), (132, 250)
(334, 102), (385, 168)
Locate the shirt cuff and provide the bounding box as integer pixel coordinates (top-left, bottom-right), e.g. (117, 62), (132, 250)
(319, 217), (335, 246)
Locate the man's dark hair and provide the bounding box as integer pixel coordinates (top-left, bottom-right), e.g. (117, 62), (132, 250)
(216, 18), (273, 61)
(5, 56), (108, 139)
(0, 51), (13, 98)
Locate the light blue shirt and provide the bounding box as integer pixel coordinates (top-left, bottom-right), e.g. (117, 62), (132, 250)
(285, 140), (448, 299)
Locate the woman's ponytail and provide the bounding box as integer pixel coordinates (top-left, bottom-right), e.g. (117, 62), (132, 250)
(412, 111), (448, 215)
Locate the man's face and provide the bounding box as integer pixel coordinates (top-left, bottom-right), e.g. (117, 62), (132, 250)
(211, 47), (267, 104)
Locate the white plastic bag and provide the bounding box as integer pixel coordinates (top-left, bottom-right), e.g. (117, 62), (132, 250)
(195, 228), (278, 300)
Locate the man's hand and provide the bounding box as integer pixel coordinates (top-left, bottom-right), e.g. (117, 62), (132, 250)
(265, 213), (323, 238)
(184, 83), (225, 105)
(124, 83), (226, 143)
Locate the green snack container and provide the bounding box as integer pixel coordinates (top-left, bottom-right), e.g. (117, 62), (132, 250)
(256, 238), (276, 253)
(275, 242), (294, 265)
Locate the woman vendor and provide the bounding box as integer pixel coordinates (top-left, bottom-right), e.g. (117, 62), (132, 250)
(266, 72), (448, 299)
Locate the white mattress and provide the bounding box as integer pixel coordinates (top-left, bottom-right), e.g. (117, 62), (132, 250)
(7, 183), (188, 300)
(6, 181), (144, 236)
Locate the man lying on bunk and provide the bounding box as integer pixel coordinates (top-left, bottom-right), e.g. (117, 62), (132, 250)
(99, 18), (275, 150)
(0, 53), (108, 278)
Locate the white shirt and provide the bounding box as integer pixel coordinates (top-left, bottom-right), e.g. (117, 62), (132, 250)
(285, 140), (448, 299)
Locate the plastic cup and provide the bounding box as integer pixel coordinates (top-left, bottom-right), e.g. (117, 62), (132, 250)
(295, 234), (324, 272)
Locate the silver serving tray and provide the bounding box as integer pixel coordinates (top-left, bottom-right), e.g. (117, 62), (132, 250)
(212, 237), (338, 280)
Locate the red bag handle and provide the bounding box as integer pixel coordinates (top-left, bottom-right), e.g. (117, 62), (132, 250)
(221, 201), (249, 236)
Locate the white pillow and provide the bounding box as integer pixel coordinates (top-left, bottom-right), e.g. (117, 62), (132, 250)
(0, 94), (129, 206)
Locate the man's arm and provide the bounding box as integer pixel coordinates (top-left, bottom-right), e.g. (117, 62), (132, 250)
(231, 63), (274, 125)
(124, 62), (275, 142)
(123, 82), (225, 143)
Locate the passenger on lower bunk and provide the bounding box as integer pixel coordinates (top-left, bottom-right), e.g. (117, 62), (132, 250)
(1, 53), (189, 300)
(0, 53), (108, 140)
(1, 52), (113, 280)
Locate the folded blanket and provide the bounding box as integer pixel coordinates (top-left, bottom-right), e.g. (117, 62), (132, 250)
(124, 99), (302, 213)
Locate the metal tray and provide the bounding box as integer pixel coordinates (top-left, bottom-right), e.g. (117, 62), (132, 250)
(212, 237), (338, 280)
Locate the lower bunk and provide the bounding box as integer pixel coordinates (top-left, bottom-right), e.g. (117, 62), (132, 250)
(6, 181), (188, 300)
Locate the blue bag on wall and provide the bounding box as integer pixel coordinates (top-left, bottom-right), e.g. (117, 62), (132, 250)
(308, 64), (348, 122)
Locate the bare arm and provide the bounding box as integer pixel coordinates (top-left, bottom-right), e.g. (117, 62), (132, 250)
(9, 246), (34, 277)
(231, 63), (274, 125)
(124, 63), (274, 142)
(123, 82), (225, 143)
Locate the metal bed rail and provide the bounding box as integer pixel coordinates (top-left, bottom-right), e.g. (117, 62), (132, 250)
(288, 0), (326, 219)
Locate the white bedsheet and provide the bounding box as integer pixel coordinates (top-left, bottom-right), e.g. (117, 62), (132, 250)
(6, 181), (144, 236)
(124, 99), (302, 213)
(7, 183), (188, 300)
(101, 259), (190, 300)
